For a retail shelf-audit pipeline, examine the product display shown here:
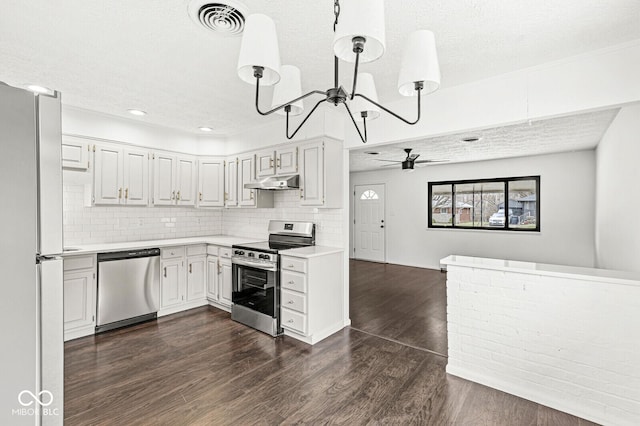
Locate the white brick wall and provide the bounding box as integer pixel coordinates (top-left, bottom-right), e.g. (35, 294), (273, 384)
(63, 185), (343, 247)
(446, 265), (640, 426)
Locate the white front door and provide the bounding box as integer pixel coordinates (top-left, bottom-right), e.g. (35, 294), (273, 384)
(354, 184), (385, 262)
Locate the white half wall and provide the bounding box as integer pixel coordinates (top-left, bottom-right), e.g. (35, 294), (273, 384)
(595, 103), (640, 272)
(350, 151), (596, 270)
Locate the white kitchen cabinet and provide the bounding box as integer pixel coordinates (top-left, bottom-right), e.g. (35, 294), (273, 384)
(280, 251), (344, 344)
(61, 135), (90, 170)
(206, 245), (233, 311)
(219, 257), (233, 307)
(186, 255), (206, 302)
(238, 153), (256, 206)
(206, 254), (219, 301)
(298, 138), (342, 208)
(225, 156), (238, 207)
(159, 246), (208, 316)
(255, 146), (298, 178)
(63, 254), (96, 341)
(94, 143), (149, 206)
(198, 157), (225, 207)
(152, 152), (197, 206)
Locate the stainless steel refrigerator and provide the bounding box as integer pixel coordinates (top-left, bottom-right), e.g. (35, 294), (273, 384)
(0, 82), (64, 425)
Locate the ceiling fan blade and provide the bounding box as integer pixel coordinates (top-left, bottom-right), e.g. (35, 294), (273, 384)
(380, 163), (398, 167)
(410, 154), (421, 161)
(414, 159), (449, 164)
(375, 159), (403, 163)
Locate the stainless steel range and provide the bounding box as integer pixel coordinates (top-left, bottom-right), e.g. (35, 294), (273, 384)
(231, 221), (315, 336)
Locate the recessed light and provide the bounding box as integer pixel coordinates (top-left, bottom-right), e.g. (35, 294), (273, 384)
(198, 127), (213, 132)
(365, 151), (380, 155)
(460, 136), (482, 143)
(127, 109), (147, 116)
(26, 84), (54, 95)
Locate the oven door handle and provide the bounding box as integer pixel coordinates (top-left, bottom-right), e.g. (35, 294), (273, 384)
(232, 257), (278, 272)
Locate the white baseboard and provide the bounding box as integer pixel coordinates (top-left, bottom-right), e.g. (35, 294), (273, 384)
(284, 321), (346, 345)
(207, 299), (231, 313)
(158, 299), (208, 317)
(64, 325), (94, 342)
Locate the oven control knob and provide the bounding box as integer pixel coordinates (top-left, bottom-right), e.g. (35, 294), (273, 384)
(235, 250), (244, 256)
(259, 254), (269, 260)
(248, 252), (255, 257)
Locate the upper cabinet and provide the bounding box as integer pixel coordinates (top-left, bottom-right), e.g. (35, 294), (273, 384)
(62, 136), (90, 170)
(152, 152), (197, 206)
(94, 143), (149, 206)
(197, 157), (225, 207)
(238, 154), (255, 206)
(225, 156), (238, 207)
(255, 146), (298, 178)
(298, 139), (342, 208)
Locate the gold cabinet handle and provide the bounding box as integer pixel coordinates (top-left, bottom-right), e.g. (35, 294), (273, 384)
(250, 190), (254, 200)
(176, 191), (181, 201)
(118, 188), (122, 199)
(217, 260), (221, 274)
(171, 191), (176, 200)
(300, 188), (304, 199)
(287, 319), (294, 323)
(287, 300), (294, 304)
(269, 157), (274, 168)
(199, 192), (203, 201)
(125, 188), (129, 199)
(189, 263), (192, 274)
(276, 157), (281, 169)
(163, 267), (167, 278)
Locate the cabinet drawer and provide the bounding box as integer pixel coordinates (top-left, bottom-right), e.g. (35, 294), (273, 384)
(64, 255), (95, 272)
(162, 246), (185, 259)
(281, 256), (307, 273)
(281, 270), (307, 293)
(186, 245), (206, 256)
(207, 245), (219, 256)
(281, 289), (307, 314)
(281, 308), (307, 334)
(219, 247), (232, 258)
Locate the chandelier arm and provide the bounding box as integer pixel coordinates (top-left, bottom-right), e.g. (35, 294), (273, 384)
(334, 56), (339, 89)
(285, 99), (326, 140)
(349, 52), (361, 100)
(254, 77), (325, 116)
(342, 102), (367, 144)
(354, 88), (423, 125)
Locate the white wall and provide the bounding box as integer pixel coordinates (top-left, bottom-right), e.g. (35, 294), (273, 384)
(350, 150), (596, 270)
(595, 103), (640, 272)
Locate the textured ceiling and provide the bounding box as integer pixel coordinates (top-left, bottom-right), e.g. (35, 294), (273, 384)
(0, 1), (638, 136)
(349, 108), (620, 172)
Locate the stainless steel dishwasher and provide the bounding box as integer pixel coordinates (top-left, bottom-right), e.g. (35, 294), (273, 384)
(96, 248), (160, 333)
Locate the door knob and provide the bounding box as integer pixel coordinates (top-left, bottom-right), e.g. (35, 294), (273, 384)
(380, 225), (384, 228)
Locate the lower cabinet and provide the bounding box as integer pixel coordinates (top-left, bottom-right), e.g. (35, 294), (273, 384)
(159, 245), (207, 316)
(280, 251), (344, 344)
(63, 254), (97, 341)
(206, 245), (233, 311)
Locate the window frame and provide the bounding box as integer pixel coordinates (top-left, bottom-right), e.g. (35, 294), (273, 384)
(427, 175), (540, 232)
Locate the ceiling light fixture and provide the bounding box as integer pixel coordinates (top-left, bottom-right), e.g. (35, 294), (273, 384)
(26, 84), (54, 95)
(127, 109), (147, 116)
(198, 126), (213, 132)
(236, 0), (441, 143)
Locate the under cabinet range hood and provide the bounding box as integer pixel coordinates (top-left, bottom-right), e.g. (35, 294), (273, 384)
(245, 175), (300, 190)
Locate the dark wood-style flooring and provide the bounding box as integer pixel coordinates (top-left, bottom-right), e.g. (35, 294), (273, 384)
(349, 260), (448, 355)
(65, 306), (597, 425)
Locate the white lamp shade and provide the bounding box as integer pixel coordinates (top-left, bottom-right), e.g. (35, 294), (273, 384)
(237, 14), (281, 86)
(349, 73), (380, 121)
(333, 0), (385, 63)
(272, 65), (304, 116)
(397, 30), (440, 96)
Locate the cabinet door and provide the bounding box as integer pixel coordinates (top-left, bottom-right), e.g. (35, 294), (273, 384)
(94, 144), (123, 205)
(219, 258), (233, 307)
(186, 256), (206, 302)
(154, 153), (176, 206)
(198, 158), (225, 207)
(225, 157), (238, 207)
(238, 154), (256, 206)
(276, 146), (298, 175)
(206, 256), (219, 301)
(123, 149), (149, 206)
(176, 155), (197, 206)
(63, 269), (95, 331)
(299, 142), (324, 206)
(255, 149), (275, 178)
(160, 259), (183, 308)
(62, 137), (89, 170)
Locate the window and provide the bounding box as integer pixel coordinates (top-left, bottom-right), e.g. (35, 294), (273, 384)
(360, 190), (379, 200)
(428, 176), (540, 231)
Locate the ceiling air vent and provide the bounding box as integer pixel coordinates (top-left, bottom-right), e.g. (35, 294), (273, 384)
(188, 0), (247, 37)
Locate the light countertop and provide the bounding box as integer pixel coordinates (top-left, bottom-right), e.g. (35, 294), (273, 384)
(62, 235), (261, 255)
(440, 255), (640, 286)
(280, 246), (344, 259)
(63, 236), (343, 259)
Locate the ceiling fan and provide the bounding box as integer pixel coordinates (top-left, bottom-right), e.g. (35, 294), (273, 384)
(376, 148), (448, 171)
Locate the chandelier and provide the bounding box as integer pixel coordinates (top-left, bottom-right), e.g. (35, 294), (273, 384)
(236, 0), (441, 143)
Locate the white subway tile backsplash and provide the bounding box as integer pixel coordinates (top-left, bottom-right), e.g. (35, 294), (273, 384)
(63, 186), (343, 247)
